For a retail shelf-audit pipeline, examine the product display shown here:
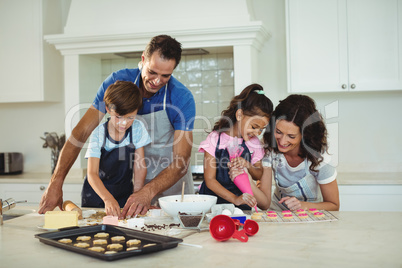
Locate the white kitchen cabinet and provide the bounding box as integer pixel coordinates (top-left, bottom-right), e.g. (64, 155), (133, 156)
(286, 0), (402, 93)
(0, 183), (82, 206)
(0, 0), (63, 103)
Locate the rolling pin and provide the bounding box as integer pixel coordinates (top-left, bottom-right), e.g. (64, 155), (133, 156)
(62, 200), (83, 219)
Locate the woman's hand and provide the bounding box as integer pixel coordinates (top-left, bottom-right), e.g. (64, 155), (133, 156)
(104, 198), (121, 217)
(279, 196), (304, 211)
(228, 165), (245, 181)
(233, 193), (257, 208)
(230, 157), (249, 170)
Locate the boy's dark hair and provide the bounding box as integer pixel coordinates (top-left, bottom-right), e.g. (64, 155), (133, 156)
(263, 94), (328, 172)
(144, 35), (182, 68)
(104, 81), (142, 115)
(213, 83), (273, 132)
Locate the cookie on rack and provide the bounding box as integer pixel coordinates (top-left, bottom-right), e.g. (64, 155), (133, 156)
(297, 213), (308, 219)
(283, 213), (293, 219)
(267, 213), (278, 219)
(251, 212), (263, 220)
(314, 212), (325, 218)
(295, 209), (306, 215)
(308, 208), (318, 214)
(266, 211), (278, 219)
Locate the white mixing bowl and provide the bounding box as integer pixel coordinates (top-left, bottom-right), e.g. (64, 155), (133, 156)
(159, 194), (217, 221)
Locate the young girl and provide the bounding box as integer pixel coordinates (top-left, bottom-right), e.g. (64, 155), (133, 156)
(82, 81), (151, 217)
(199, 84), (273, 210)
(262, 94), (339, 211)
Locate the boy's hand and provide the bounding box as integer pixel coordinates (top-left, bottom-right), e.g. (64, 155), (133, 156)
(104, 198), (121, 217)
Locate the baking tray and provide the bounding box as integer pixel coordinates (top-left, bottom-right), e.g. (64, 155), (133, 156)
(35, 224), (183, 261)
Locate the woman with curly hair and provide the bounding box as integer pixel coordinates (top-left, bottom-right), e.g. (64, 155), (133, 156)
(262, 94), (339, 211)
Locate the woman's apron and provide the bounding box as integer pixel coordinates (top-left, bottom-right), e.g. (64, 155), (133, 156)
(81, 120), (135, 208)
(199, 134), (252, 211)
(134, 72), (194, 206)
(270, 156), (322, 210)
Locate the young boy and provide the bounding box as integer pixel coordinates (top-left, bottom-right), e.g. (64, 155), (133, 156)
(82, 81), (151, 217)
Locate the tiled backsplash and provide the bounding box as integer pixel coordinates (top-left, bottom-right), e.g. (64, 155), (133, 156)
(101, 52), (234, 166)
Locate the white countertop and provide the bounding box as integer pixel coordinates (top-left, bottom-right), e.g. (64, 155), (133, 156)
(1, 207), (401, 267)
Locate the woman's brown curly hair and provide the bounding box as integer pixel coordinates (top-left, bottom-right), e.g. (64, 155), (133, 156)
(263, 94), (328, 172)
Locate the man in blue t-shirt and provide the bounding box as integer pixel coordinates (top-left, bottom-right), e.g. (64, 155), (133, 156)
(39, 35), (196, 218)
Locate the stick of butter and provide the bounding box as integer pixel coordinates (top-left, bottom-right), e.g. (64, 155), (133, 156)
(43, 211), (79, 229)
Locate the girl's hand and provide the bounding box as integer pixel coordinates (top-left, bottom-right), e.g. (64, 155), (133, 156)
(278, 196), (302, 211)
(233, 193), (257, 208)
(104, 198), (121, 217)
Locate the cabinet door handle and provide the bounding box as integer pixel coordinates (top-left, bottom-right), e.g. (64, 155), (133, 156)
(350, 84), (356, 89)
(39, 186), (46, 191)
(342, 84), (347, 89)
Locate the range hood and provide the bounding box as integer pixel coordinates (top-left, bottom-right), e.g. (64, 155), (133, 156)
(45, 0), (270, 90)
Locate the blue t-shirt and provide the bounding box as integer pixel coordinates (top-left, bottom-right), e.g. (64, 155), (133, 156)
(85, 119), (151, 159)
(92, 68), (195, 131)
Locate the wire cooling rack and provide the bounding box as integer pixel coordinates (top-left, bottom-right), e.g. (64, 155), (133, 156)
(252, 210), (338, 223)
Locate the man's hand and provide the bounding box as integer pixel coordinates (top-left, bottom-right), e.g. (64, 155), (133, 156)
(120, 187), (152, 219)
(38, 182), (63, 214)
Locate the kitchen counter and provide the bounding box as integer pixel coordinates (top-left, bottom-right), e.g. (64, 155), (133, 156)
(1, 208), (401, 267)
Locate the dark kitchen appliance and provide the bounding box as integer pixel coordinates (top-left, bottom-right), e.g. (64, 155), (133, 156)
(0, 153), (23, 175)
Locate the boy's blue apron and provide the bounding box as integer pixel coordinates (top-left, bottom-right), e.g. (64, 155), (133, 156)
(270, 156), (323, 210)
(81, 119), (135, 208)
(199, 133), (252, 211)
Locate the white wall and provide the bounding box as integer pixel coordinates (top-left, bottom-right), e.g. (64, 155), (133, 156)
(0, 0), (401, 174)
(0, 102), (65, 173)
(252, 0), (402, 173)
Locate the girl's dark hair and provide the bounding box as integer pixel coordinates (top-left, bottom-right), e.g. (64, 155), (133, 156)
(104, 81), (142, 115)
(144, 35), (182, 68)
(263, 94), (328, 172)
(213, 83), (273, 132)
